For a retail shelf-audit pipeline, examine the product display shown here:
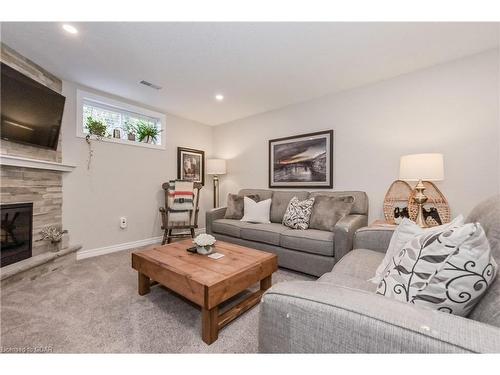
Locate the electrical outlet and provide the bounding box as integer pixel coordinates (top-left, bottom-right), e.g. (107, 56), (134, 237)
(120, 217), (127, 229)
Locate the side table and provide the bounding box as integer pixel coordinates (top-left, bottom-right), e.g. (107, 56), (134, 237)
(369, 219), (397, 228)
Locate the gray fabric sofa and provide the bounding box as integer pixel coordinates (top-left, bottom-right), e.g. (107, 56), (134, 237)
(206, 189), (368, 276)
(259, 195), (500, 353)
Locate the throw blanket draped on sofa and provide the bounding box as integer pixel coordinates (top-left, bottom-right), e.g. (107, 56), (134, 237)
(167, 180), (194, 225)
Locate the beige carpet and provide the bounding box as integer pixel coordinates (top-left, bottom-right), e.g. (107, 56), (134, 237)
(0, 247), (313, 353)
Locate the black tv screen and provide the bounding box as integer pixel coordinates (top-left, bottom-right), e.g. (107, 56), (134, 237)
(1, 62), (65, 150)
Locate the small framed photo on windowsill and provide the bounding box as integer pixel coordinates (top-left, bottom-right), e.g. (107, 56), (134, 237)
(177, 147), (205, 186)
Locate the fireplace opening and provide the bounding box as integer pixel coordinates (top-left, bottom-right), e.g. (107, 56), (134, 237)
(1, 202), (33, 267)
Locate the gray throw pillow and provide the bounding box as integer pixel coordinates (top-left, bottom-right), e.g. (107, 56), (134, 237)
(224, 194), (260, 220)
(309, 195), (354, 232)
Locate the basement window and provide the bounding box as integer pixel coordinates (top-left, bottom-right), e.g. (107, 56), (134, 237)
(76, 89), (166, 149)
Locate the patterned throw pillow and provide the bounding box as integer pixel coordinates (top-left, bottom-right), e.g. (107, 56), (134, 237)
(370, 215), (465, 284)
(377, 223), (497, 317)
(282, 196), (315, 230)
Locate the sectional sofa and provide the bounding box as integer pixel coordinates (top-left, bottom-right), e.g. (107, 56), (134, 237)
(258, 195), (500, 353)
(206, 189), (368, 276)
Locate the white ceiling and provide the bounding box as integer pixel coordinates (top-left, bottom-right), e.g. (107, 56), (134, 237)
(1, 22), (498, 125)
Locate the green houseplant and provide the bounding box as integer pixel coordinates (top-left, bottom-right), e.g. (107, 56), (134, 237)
(123, 121), (137, 141)
(136, 121), (162, 144)
(86, 116), (107, 139)
(85, 116), (108, 169)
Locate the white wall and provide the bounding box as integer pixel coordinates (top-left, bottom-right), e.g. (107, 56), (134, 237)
(60, 49), (500, 250)
(61, 81), (213, 250)
(213, 50), (500, 221)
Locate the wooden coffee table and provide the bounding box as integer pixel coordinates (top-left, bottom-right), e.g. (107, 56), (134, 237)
(131, 239), (278, 344)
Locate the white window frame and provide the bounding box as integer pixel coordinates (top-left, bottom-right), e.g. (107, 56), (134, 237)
(76, 89), (166, 150)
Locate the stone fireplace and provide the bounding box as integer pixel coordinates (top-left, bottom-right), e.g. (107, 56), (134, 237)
(1, 43), (79, 285)
(0, 160), (78, 286)
(1, 165), (64, 260)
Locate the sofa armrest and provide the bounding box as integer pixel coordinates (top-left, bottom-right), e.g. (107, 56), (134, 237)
(334, 215), (368, 261)
(353, 226), (395, 253)
(205, 207), (227, 234)
(258, 281), (500, 353)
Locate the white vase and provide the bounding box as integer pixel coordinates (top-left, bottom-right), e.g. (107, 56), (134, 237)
(196, 245), (214, 255)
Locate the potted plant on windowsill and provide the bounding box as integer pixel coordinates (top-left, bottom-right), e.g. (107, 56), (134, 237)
(124, 121), (137, 141)
(86, 116), (107, 140)
(136, 120), (162, 144)
(85, 116), (108, 169)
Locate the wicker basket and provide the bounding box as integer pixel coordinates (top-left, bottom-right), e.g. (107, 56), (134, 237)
(383, 180), (413, 224)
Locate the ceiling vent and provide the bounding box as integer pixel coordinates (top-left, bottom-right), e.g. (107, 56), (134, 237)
(139, 80), (162, 90)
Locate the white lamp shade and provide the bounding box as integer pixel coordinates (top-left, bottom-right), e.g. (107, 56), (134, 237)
(399, 153), (444, 181)
(207, 159), (226, 175)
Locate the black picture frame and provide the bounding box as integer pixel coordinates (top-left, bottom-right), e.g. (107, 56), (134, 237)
(268, 130), (333, 189)
(177, 147), (205, 186)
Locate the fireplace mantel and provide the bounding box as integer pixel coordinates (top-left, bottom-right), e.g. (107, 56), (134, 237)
(0, 154), (76, 172)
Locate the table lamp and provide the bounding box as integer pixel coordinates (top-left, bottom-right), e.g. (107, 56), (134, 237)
(207, 159), (226, 208)
(399, 153), (444, 228)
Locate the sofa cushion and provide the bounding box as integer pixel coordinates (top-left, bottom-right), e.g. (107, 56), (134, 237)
(211, 219), (249, 238)
(240, 223), (288, 246)
(241, 198), (272, 224)
(317, 272), (376, 292)
(309, 195), (354, 232)
(377, 223), (497, 317)
(309, 191), (368, 215)
(270, 191), (309, 223)
(280, 229), (334, 257)
(467, 195), (500, 327)
(238, 189), (273, 201)
(332, 249), (385, 280)
(224, 193), (260, 220)
(371, 216), (465, 284)
(282, 196), (315, 230)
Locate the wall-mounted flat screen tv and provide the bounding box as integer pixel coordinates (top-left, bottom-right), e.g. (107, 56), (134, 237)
(1, 62), (65, 150)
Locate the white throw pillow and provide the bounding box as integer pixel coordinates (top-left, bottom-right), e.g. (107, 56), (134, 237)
(376, 223), (497, 317)
(370, 215), (464, 284)
(241, 197), (272, 224)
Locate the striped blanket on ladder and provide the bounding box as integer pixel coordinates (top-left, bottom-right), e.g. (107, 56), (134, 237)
(167, 180), (194, 225)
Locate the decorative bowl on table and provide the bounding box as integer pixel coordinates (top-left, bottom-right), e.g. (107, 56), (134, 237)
(193, 234), (216, 255)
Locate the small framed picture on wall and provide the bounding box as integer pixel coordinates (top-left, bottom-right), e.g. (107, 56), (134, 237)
(269, 130), (333, 188)
(177, 147), (205, 185)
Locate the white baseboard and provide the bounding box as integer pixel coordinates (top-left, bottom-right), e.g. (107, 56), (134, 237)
(76, 228), (206, 260)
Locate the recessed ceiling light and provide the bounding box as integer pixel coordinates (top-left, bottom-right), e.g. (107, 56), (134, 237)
(215, 94), (224, 101)
(62, 24), (78, 34)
